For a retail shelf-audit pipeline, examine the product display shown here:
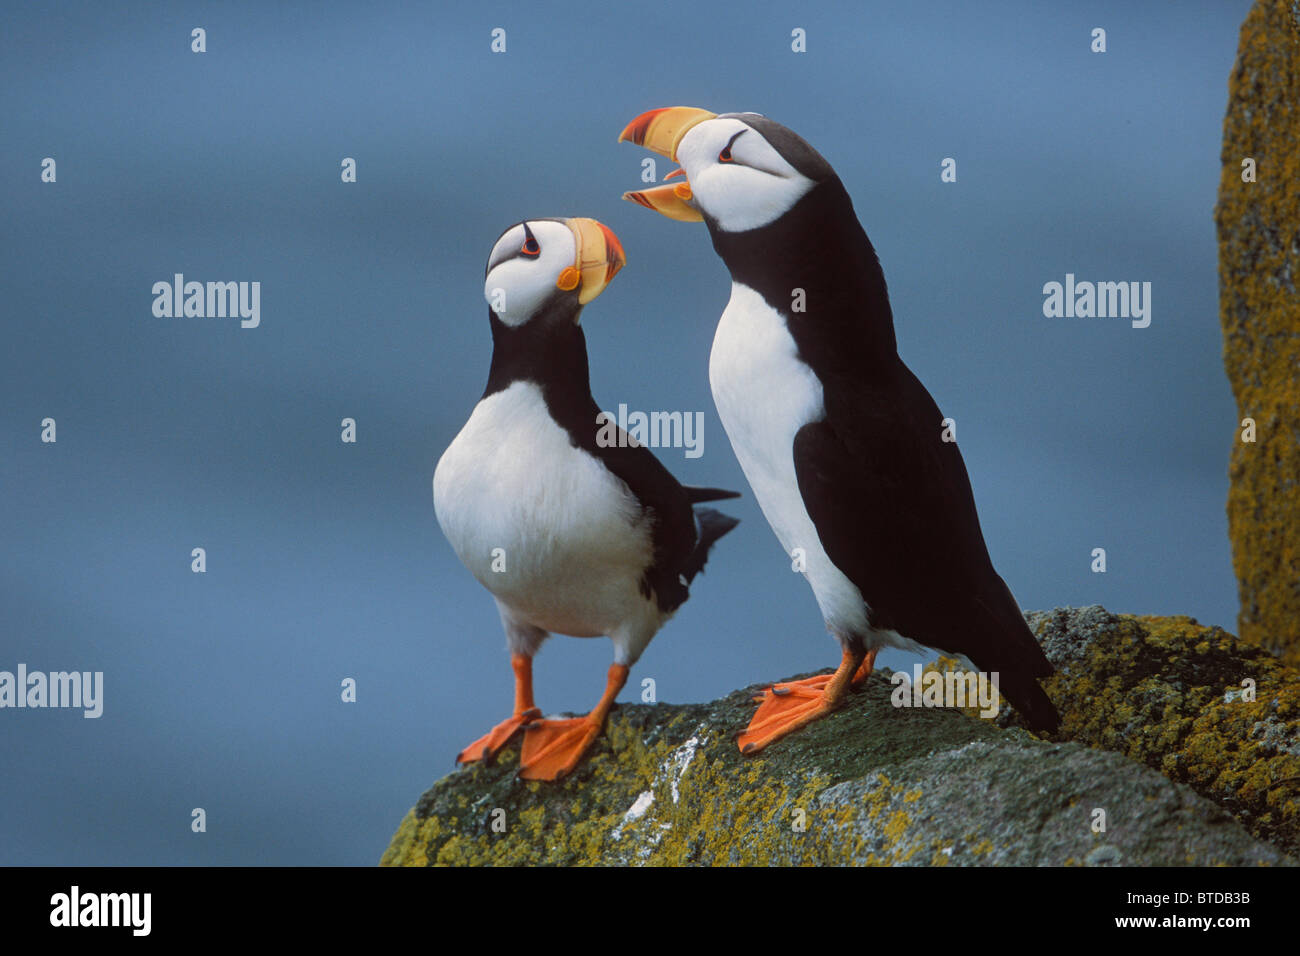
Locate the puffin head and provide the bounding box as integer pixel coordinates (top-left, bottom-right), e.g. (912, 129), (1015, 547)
(619, 107), (834, 234)
(484, 217), (626, 326)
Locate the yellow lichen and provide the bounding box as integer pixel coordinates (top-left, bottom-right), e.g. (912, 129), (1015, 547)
(382, 608), (1299, 865)
(1217, 0), (1300, 665)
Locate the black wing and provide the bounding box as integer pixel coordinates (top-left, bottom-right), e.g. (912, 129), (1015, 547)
(573, 399), (734, 612)
(793, 360), (1058, 730)
(683, 486), (742, 504)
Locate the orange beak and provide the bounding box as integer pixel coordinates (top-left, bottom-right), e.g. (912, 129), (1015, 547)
(618, 107), (717, 223)
(618, 106), (717, 161)
(596, 221), (626, 286)
(621, 181), (704, 223)
(563, 218), (626, 305)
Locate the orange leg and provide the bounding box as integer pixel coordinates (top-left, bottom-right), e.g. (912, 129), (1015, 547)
(738, 646), (867, 754)
(519, 663), (629, 781)
(456, 654), (542, 765)
(852, 648), (879, 688)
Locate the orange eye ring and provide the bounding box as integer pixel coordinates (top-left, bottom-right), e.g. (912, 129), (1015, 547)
(521, 237), (540, 256)
(718, 129), (745, 164)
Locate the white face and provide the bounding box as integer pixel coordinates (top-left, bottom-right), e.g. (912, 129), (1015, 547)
(483, 220), (577, 326)
(675, 117), (816, 233)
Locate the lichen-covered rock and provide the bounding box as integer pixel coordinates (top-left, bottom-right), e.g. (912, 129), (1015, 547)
(382, 607), (1294, 867)
(1024, 606), (1300, 855)
(1216, 0), (1300, 664)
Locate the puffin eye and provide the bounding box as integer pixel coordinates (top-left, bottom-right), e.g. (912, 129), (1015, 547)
(718, 130), (745, 165)
(521, 236), (540, 257)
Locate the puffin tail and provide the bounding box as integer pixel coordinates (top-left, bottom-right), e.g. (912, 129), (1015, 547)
(971, 581), (1061, 734)
(683, 485), (742, 504)
(681, 508), (740, 584)
(997, 670), (1061, 733)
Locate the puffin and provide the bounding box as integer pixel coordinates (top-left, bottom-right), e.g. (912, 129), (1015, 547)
(618, 108), (1060, 752)
(432, 216), (740, 780)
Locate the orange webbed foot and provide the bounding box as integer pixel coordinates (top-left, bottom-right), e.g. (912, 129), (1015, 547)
(514, 662), (629, 781)
(455, 708), (541, 765)
(737, 647), (868, 755)
(738, 676), (840, 754)
(518, 717), (602, 781)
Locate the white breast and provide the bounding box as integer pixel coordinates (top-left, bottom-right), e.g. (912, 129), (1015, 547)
(433, 381), (663, 649)
(709, 283), (883, 642)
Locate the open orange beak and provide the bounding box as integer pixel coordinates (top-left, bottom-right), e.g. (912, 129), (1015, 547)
(563, 218), (626, 305)
(622, 180), (703, 222)
(618, 106), (716, 223)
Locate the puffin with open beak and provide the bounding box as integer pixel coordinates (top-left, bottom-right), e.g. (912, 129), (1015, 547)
(433, 216), (740, 780)
(619, 109), (1060, 753)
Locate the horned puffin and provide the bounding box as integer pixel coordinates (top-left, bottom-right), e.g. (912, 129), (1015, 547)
(432, 216), (740, 780)
(618, 108), (1060, 751)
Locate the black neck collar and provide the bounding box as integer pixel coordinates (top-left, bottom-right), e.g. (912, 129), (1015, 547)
(483, 296), (594, 411)
(707, 177), (898, 365)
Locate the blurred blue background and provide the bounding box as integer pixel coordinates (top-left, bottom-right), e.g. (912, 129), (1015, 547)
(1, 1), (1250, 864)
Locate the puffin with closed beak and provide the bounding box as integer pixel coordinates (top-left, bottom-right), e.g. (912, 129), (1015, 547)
(618, 109), (1059, 752)
(433, 216), (740, 780)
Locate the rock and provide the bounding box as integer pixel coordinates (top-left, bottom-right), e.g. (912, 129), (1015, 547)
(381, 608), (1295, 866)
(1025, 606), (1300, 855)
(1216, 0), (1300, 665)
